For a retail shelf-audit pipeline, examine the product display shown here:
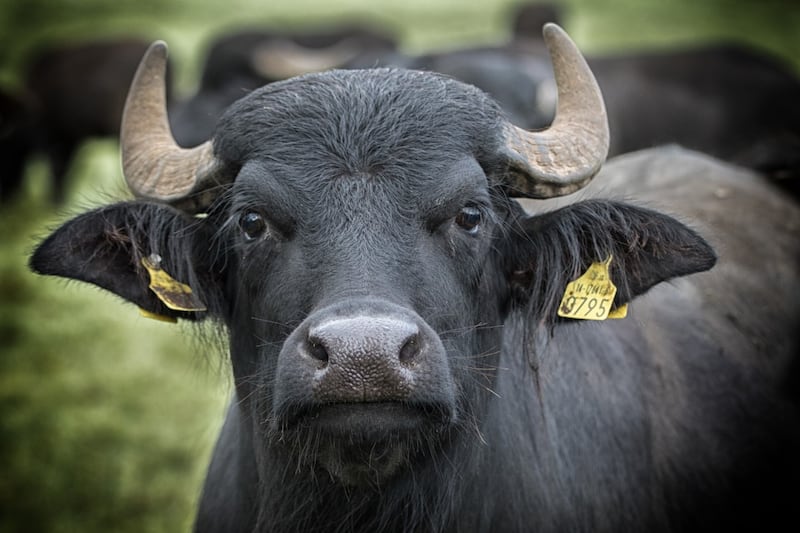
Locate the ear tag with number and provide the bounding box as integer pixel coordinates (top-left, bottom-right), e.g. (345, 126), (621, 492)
(141, 254), (207, 313)
(558, 256), (627, 320)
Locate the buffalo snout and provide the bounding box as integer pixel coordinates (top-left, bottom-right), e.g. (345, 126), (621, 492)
(268, 299), (458, 484)
(272, 299), (457, 435)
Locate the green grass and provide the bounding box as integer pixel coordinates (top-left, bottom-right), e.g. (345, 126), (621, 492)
(1, 0), (798, 531)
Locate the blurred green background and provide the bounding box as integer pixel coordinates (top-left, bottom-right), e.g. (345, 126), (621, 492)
(1, 0), (798, 531)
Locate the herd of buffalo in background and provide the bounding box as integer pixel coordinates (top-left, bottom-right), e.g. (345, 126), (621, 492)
(1, 2), (799, 205)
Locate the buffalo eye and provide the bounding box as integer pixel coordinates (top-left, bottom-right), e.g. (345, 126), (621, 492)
(239, 212), (267, 241)
(455, 206), (482, 233)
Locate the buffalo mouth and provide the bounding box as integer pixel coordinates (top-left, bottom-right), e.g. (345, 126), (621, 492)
(290, 401), (452, 437)
(272, 401), (455, 485)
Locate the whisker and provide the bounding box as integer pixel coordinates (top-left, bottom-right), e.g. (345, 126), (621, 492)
(438, 322), (505, 337)
(251, 316), (297, 328)
(479, 384), (502, 399)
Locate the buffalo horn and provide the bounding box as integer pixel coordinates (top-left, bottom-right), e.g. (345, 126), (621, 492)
(501, 23), (609, 198)
(121, 41), (225, 211)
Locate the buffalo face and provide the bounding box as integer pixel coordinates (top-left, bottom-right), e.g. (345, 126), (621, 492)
(218, 151), (509, 485)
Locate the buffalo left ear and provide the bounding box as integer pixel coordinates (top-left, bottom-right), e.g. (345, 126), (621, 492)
(29, 202), (219, 321)
(503, 199), (717, 319)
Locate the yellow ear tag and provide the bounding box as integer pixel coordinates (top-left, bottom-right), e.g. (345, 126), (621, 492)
(141, 254), (207, 312)
(557, 256), (627, 320)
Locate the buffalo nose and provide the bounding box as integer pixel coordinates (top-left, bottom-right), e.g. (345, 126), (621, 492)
(303, 315), (425, 403)
(272, 301), (456, 418)
(306, 316), (422, 366)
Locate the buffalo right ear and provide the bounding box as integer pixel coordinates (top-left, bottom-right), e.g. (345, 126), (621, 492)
(29, 202), (221, 321)
(501, 199), (717, 321)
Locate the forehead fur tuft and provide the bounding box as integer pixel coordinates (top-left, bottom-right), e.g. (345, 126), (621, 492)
(213, 68), (507, 176)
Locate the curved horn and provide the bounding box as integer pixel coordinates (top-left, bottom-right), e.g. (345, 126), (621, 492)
(121, 41), (225, 211)
(501, 23), (609, 198)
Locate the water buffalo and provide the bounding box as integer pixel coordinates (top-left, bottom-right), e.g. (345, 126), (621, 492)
(169, 24), (398, 147)
(30, 24), (799, 532)
(19, 38), (172, 203)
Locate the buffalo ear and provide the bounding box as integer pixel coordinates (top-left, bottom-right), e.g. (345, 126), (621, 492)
(30, 202), (218, 321)
(504, 199), (717, 319)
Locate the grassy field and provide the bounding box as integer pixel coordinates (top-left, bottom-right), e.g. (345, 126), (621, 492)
(1, 0), (798, 531)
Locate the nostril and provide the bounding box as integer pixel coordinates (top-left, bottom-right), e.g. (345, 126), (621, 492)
(399, 334), (421, 363)
(307, 337), (329, 363)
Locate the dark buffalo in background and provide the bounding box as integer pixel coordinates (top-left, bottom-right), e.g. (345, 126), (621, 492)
(0, 88), (36, 203)
(591, 44), (800, 183)
(30, 26), (800, 532)
(0, 38), (172, 204)
(169, 23), (398, 147)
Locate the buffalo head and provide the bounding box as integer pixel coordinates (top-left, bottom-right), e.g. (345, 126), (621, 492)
(30, 24), (714, 493)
